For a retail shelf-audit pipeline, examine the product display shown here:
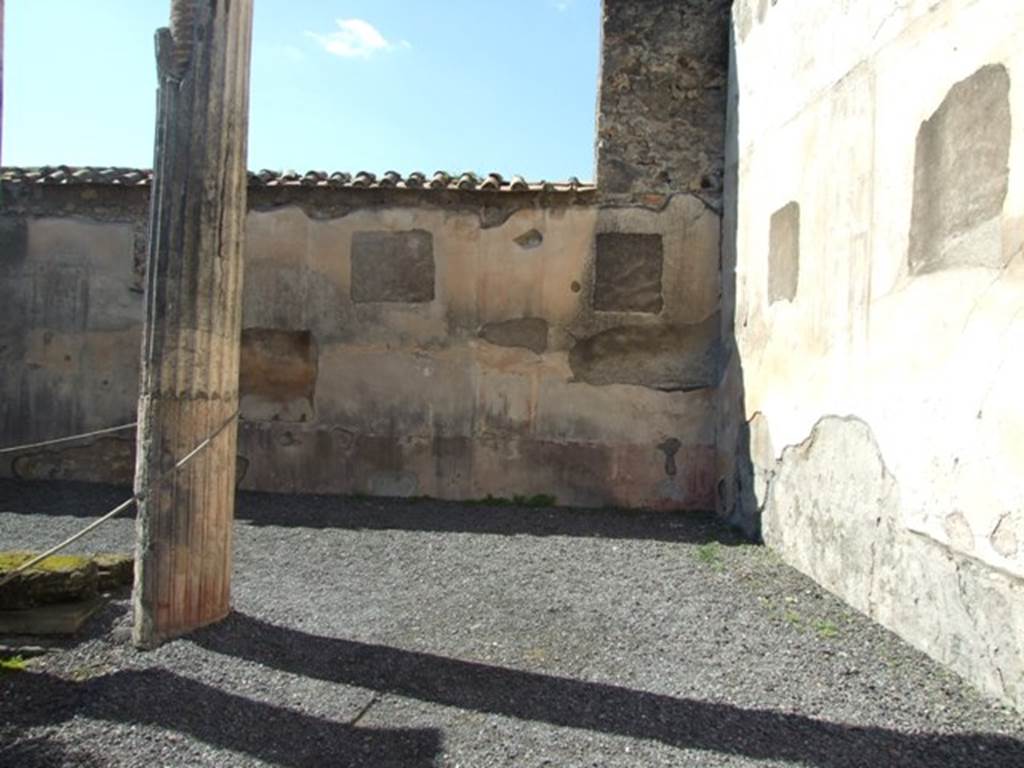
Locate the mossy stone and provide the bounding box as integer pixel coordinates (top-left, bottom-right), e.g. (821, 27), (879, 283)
(0, 552), (102, 611)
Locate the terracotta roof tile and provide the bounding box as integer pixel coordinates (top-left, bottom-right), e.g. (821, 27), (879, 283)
(1, 166), (595, 194)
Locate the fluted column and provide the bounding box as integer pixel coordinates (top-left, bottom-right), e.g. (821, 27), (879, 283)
(133, 0), (253, 649)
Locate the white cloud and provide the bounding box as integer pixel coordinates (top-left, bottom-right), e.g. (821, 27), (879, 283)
(306, 18), (407, 59)
(552, 0), (574, 11)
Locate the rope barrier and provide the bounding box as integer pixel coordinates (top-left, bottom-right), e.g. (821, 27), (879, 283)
(0, 423), (138, 455)
(0, 410), (239, 588)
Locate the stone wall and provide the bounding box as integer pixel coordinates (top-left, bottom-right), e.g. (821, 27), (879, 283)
(0, 181), (722, 510)
(597, 0), (731, 204)
(720, 0), (1024, 711)
(2, 0), (735, 511)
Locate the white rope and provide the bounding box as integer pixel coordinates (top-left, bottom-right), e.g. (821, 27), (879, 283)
(0, 423), (138, 455)
(165, 411), (238, 475)
(0, 411), (239, 588)
(0, 498), (138, 588)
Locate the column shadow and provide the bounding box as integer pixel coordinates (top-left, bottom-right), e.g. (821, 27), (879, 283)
(188, 612), (1024, 768)
(1, 667), (441, 768)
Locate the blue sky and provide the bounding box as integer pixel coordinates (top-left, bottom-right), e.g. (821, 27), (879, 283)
(4, 0), (600, 180)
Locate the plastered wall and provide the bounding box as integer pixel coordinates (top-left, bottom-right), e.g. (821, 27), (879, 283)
(720, 0), (1024, 710)
(2, 0), (733, 512)
(0, 185), (721, 510)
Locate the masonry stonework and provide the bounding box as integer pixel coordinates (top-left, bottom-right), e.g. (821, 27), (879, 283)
(598, 0), (731, 203)
(593, 232), (664, 313)
(351, 229), (435, 303)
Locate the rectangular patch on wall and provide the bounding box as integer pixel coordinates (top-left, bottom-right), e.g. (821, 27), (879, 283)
(768, 202), (800, 303)
(0, 217), (28, 262)
(908, 64), (1011, 274)
(240, 328), (317, 423)
(593, 232), (664, 313)
(351, 230), (435, 303)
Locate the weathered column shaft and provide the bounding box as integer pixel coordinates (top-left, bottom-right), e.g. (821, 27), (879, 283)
(133, 0), (253, 648)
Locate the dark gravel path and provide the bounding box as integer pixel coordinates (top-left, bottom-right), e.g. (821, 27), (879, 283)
(1, 479), (1022, 767)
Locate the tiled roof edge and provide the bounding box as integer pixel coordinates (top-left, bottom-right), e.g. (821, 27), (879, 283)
(1, 166), (595, 193)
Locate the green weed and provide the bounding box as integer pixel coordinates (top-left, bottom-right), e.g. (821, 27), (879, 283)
(814, 619), (840, 639)
(695, 542), (724, 569)
(0, 655), (27, 674)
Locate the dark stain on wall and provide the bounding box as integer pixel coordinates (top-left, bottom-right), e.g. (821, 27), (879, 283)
(12, 436), (135, 484)
(594, 233), (664, 313)
(513, 229), (544, 249)
(351, 230), (435, 303)
(239, 329), (318, 420)
(478, 317), (549, 354)
(31, 266), (89, 331)
(568, 314), (719, 391)
(908, 64), (1011, 274)
(768, 201), (800, 303)
(0, 217), (28, 264)
(657, 437), (682, 476)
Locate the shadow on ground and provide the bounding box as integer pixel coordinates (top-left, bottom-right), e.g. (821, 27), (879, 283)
(0, 479), (745, 545)
(0, 733), (106, 768)
(2, 666), (441, 768)
(183, 612), (1024, 768)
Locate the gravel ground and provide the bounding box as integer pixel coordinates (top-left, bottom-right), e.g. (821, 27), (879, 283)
(1, 479), (1022, 767)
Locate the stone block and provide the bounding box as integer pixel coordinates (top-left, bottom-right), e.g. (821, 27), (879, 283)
(351, 230), (435, 303)
(0, 598), (106, 635)
(0, 554), (98, 611)
(93, 554), (134, 591)
(593, 233), (664, 313)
